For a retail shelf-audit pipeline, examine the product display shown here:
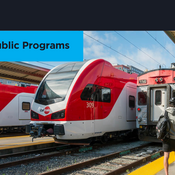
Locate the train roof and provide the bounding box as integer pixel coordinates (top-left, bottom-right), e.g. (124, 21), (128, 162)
(49, 60), (88, 73)
(137, 68), (175, 86)
(138, 68), (175, 76)
(0, 59), (137, 85)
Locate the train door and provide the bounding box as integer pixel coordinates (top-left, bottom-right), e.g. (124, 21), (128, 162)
(150, 88), (167, 122)
(93, 88), (103, 120)
(93, 85), (103, 133)
(93, 85), (111, 132)
(126, 85), (136, 121)
(18, 94), (34, 120)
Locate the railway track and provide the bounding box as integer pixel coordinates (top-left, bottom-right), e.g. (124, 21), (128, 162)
(0, 140), (162, 175)
(0, 144), (74, 166)
(39, 143), (162, 175)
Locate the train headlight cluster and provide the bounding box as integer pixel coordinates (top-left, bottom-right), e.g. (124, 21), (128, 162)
(51, 110), (65, 119)
(31, 111), (39, 119)
(155, 77), (164, 83)
(155, 78), (159, 83)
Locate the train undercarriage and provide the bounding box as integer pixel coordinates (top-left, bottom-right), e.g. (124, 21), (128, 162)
(0, 126), (26, 134)
(138, 125), (161, 142)
(26, 123), (138, 145)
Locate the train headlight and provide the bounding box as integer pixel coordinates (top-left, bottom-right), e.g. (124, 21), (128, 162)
(155, 78), (159, 83)
(31, 111), (39, 119)
(51, 110), (65, 119)
(159, 77), (163, 82)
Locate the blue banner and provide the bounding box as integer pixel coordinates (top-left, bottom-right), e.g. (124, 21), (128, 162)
(0, 31), (83, 61)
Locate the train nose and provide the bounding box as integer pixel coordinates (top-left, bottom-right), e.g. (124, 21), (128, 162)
(30, 130), (38, 137)
(26, 123), (65, 141)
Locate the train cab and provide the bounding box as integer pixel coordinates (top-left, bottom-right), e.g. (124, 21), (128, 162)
(136, 63), (175, 142)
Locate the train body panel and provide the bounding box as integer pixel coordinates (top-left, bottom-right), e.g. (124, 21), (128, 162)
(28, 59), (138, 144)
(136, 66), (175, 142)
(0, 84), (37, 132)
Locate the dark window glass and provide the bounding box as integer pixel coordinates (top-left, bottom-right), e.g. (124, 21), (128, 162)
(35, 71), (77, 105)
(35, 62), (87, 105)
(72, 62), (87, 71)
(155, 90), (161, 105)
(50, 63), (75, 73)
(80, 84), (94, 101)
(22, 102), (30, 110)
(57, 64), (75, 72)
(50, 61), (87, 73)
(138, 91), (147, 105)
(101, 88), (111, 102)
(129, 95), (135, 108)
(81, 84), (111, 103)
(173, 90), (175, 97)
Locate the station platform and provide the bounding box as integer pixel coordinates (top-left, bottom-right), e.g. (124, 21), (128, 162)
(0, 135), (55, 155)
(1, 136), (175, 174)
(129, 151), (175, 175)
(0, 135), (54, 149)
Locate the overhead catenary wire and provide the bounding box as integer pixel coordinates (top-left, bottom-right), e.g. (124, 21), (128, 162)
(114, 31), (161, 65)
(146, 31), (175, 59)
(84, 32), (148, 70)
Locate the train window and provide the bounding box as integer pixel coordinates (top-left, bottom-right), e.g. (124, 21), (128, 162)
(58, 64), (75, 72)
(35, 71), (78, 105)
(138, 91), (147, 105)
(155, 90), (161, 105)
(72, 62), (87, 71)
(173, 90), (175, 97)
(22, 102), (30, 110)
(81, 84), (111, 103)
(81, 84), (94, 101)
(101, 88), (111, 103)
(46, 71), (77, 80)
(50, 61), (87, 73)
(129, 95), (135, 108)
(50, 63), (69, 73)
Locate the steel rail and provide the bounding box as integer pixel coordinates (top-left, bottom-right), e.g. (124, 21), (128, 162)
(0, 145), (71, 159)
(38, 143), (154, 175)
(0, 142), (151, 171)
(105, 151), (163, 175)
(0, 145), (78, 170)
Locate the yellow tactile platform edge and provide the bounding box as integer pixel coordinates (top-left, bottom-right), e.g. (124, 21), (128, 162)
(129, 152), (175, 175)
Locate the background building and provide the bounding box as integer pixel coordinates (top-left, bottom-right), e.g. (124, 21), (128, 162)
(0, 78), (35, 87)
(113, 64), (144, 75)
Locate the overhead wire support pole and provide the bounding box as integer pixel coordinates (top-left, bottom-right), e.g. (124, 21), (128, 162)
(84, 32), (148, 70)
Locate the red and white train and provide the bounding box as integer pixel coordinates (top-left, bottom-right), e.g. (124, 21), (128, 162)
(136, 63), (175, 142)
(0, 83), (38, 133)
(26, 59), (138, 144)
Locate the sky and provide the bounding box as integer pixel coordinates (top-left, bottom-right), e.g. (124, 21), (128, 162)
(28, 31), (175, 72)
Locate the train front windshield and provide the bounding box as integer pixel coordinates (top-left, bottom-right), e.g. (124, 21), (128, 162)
(35, 62), (86, 105)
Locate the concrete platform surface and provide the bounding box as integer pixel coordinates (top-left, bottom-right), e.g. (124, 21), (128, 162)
(0, 135), (54, 149)
(155, 162), (175, 175)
